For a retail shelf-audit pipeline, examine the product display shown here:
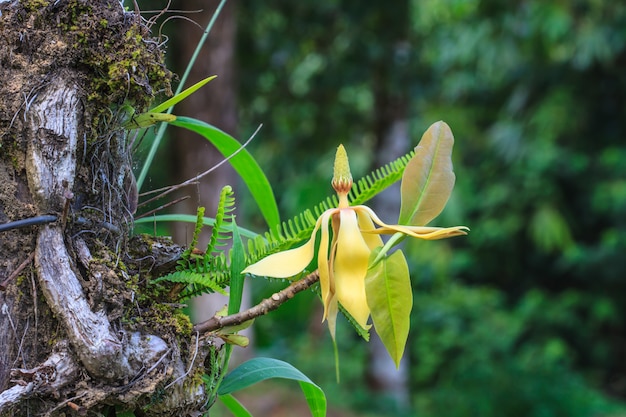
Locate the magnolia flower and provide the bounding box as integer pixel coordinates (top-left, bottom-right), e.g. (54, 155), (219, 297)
(243, 145), (468, 337)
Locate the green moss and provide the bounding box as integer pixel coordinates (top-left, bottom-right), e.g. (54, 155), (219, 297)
(84, 23), (172, 112)
(22, 0), (50, 12)
(39, 0), (172, 138)
(172, 310), (193, 335)
(117, 236), (193, 344)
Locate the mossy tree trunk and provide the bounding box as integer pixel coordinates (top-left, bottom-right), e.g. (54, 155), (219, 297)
(0, 1), (216, 415)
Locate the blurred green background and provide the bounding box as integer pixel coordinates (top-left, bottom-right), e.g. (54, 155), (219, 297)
(141, 0), (626, 416)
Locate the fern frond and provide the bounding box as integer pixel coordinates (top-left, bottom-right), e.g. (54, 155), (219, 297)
(206, 186), (236, 256)
(156, 253), (232, 300)
(245, 197), (334, 266)
(180, 253), (232, 299)
(155, 270), (228, 300)
(348, 150), (414, 206)
(190, 207), (205, 251)
(157, 186), (237, 301)
(176, 207), (205, 271)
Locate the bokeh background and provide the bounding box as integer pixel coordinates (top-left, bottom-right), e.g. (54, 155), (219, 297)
(136, 1), (626, 416)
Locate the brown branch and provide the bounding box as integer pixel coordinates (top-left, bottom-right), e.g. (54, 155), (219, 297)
(134, 195), (190, 219)
(193, 270), (320, 335)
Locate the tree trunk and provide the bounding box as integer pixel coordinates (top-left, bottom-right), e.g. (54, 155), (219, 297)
(368, 122), (410, 408)
(0, 1), (216, 415)
(169, 0), (239, 324)
(365, 1), (411, 408)
(165, 0), (254, 363)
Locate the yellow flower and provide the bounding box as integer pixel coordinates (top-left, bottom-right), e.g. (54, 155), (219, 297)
(243, 145), (468, 337)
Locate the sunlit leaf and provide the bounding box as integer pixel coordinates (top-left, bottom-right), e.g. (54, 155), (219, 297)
(218, 357), (327, 417)
(365, 248), (412, 368)
(399, 121), (455, 226)
(218, 334), (250, 347)
(150, 75), (218, 113)
(170, 116), (280, 229)
(217, 319), (255, 335)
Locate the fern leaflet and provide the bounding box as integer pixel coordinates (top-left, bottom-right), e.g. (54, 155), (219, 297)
(157, 186), (236, 300)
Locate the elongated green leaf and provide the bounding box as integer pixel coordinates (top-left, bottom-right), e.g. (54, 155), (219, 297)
(150, 75), (217, 113)
(229, 220), (246, 315)
(218, 394), (253, 417)
(365, 248), (412, 368)
(218, 358), (327, 417)
(399, 121), (455, 226)
(169, 116), (280, 229)
(133, 214), (259, 239)
(123, 112), (176, 129)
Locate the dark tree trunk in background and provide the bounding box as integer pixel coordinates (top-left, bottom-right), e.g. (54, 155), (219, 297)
(167, 0), (241, 323)
(169, 0), (237, 250)
(0, 2), (216, 415)
(369, 120), (410, 407)
(164, 0), (254, 363)
(366, 0), (411, 408)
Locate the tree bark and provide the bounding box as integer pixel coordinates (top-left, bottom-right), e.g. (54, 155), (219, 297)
(0, 1), (216, 415)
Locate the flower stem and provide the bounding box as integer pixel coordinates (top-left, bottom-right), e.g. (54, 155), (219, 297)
(370, 232), (405, 267)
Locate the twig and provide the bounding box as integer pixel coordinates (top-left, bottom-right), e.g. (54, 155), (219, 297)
(138, 181), (198, 197)
(193, 271), (320, 335)
(134, 195), (190, 219)
(0, 252), (35, 291)
(137, 124), (262, 208)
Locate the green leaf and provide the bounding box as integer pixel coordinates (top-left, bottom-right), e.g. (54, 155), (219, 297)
(218, 333), (250, 347)
(154, 270), (227, 295)
(218, 358), (327, 417)
(133, 214), (259, 239)
(218, 394), (253, 417)
(150, 75), (218, 113)
(399, 121), (455, 226)
(365, 248), (412, 368)
(170, 116), (280, 229)
(217, 318), (255, 335)
(229, 220), (246, 315)
(123, 112), (176, 129)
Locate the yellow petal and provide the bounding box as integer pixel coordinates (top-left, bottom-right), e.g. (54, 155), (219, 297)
(333, 209), (372, 330)
(317, 210), (335, 320)
(374, 224), (469, 240)
(356, 205), (469, 240)
(355, 208), (384, 249)
(243, 214), (327, 277)
(325, 294), (339, 340)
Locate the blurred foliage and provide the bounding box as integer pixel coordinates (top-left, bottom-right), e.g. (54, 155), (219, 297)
(236, 0), (626, 414)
